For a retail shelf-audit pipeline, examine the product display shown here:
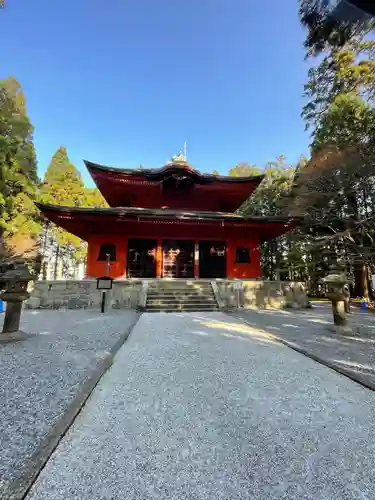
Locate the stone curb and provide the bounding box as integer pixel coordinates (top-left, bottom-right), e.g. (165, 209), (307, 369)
(5, 313), (141, 500)
(233, 315), (375, 393)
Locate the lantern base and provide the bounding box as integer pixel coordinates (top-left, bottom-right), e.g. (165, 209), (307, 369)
(0, 330), (35, 343)
(327, 325), (358, 336)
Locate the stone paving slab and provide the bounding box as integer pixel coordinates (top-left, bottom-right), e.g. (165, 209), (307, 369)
(0, 309), (139, 500)
(233, 304), (375, 390)
(26, 312), (375, 500)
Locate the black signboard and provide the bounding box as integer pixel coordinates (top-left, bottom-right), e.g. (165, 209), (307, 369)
(96, 276), (113, 290)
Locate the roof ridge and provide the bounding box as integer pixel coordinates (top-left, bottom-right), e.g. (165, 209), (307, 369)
(83, 159), (265, 183)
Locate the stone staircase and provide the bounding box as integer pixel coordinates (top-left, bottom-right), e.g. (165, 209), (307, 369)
(145, 280), (218, 312)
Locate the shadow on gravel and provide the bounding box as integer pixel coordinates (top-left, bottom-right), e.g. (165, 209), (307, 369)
(226, 305), (375, 390)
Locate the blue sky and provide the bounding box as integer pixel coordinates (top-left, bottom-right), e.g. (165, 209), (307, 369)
(2, 0), (310, 186)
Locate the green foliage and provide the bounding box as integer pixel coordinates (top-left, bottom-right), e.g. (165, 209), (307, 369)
(299, 0), (374, 57)
(38, 146), (108, 274)
(303, 39), (375, 143)
(83, 187), (108, 208)
(293, 23), (375, 296)
(0, 77), (40, 259)
(39, 147), (85, 264)
(228, 162), (260, 177)
(235, 156), (301, 281)
(40, 146), (85, 207)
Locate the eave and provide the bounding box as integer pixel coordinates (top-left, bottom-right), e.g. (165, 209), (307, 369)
(36, 203), (299, 242)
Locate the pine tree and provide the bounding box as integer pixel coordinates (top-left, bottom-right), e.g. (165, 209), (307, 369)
(39, 147), (86, 278)
(41, 147), (85, 206)
(295, 35), (375, 296)
(0, 77), (40, 261)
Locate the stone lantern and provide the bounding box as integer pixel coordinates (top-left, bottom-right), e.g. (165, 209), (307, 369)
(322, 263), (352, 334)
(0, 259), (36, 342)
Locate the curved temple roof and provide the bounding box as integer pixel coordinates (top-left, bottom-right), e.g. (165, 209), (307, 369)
(35, 202), (298, 242)
(84, 160), (265, 212)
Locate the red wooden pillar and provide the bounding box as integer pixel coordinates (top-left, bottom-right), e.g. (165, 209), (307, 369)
(84, 244), (91, 278)
(194, 239), (199, 278)
(123, 238), (128, 278)
(85, 240), (94, 278)
(226, 239), (231, 279)
(156, 239), (162, 278)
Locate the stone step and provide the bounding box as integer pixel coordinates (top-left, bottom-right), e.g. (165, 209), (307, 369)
(146, 293), (215, 299)
(145, 309), (218, 314)
(149, 292), (213, 295)
(147, 297), (216, 302)
(146, 304), (217, 310)
(146, 300), (215, 306)
(148, 287), (213, 292)
(148, 292), (213, 297)
(148, 284), (212, 288)
(149, 278), (211, 286)
(145, 306), (218, 312)
(146, 298), (217, 305)
(146, 279), (217, 312)
(146, 296), (216, 301)
(148, 288), (213, 291)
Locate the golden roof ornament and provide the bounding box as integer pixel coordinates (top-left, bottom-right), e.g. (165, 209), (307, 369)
(171, 151), (186, 163)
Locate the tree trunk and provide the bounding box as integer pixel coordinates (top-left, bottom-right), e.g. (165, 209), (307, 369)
(367, 266), (375, 300)
(53, 244), (60, 280)
(274, 240), (280, 281)
(0, 230), (4, 259)
(354, 262), (368, 298)
(42, 221), (49, 257)
(42, 262), (47, 281)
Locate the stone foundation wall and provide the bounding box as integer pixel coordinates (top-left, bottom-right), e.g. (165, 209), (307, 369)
(26, 280), (142, 310)
(215, 280), (310, 310)
(26, 279), (310, 311)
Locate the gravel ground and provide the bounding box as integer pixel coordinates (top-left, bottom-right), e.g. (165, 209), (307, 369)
(27, 311), (375, 500)
(233, 303), (375, 389)
(0, 309), (139, 500)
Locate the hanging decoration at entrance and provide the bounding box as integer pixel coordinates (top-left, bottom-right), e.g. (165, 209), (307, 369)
(162, 241), (194, 279)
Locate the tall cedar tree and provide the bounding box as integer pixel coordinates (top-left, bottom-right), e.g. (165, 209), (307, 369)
(236, 157), (301, 281)
(288, 35), (375, 296)
(0, 77), (40, 261)
(39, 147), (86, 278)
(39, 147), (108, 278)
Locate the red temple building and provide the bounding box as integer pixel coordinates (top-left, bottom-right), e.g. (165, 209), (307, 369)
(36, 157), (296, 280)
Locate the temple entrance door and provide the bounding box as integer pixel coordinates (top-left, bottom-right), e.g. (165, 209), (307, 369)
(127, 239), (157, 278)
(199, 241), (227, 278)
(162, 240), (194, 278)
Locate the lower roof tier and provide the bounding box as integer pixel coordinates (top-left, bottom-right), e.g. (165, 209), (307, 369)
(36, 203), (298, 242)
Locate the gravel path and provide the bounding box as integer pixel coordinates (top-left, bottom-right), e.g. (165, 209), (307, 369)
(234, 303), (375, 389)
(27, 312), (375, 500)
(0, 309), (139, 500)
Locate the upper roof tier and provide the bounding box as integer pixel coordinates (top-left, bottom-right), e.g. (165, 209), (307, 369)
(85, 160), (265, 212)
